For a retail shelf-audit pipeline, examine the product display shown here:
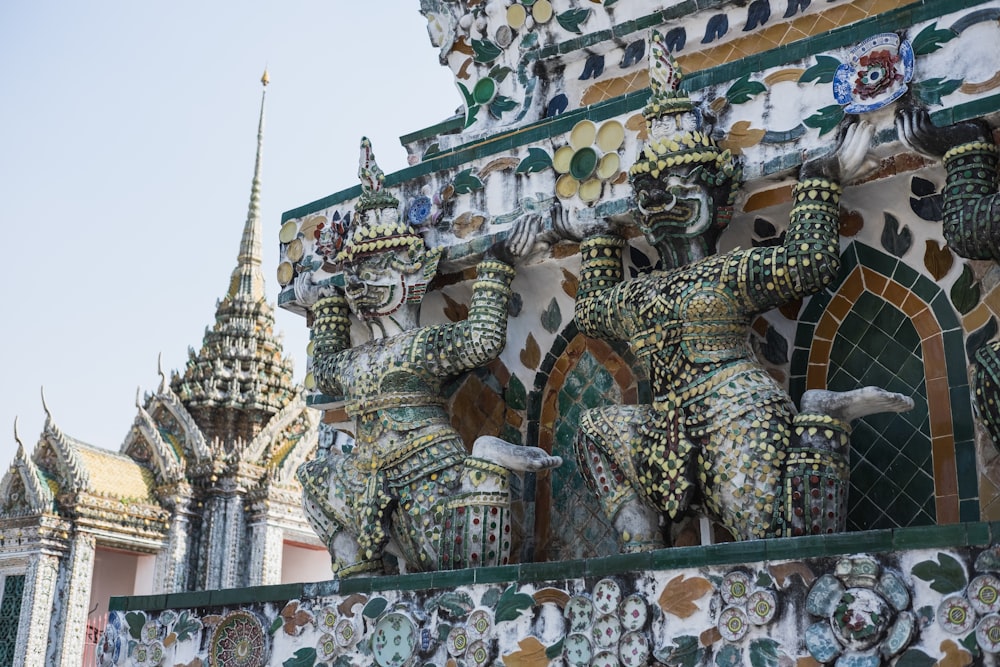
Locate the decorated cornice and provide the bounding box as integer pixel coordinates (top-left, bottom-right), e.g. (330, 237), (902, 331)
(245, 389), (319, 482)
(35, 394), (89, 493)
(120, 390), (186, 487)
(0, 425), (55, 518)
(151, 386), (212, 464)
(172, 75), (296, 443)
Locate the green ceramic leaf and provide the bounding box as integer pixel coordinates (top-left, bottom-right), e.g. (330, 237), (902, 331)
(749, 638), (780, 667)
(803, 105), (845, 136)
(507, 374), (527, 410)
(125, 612), (146, 640)
(545, 638), (565, 659)
(726, 74), (766, 105)
(453, 169), (484, 194)
(425, 591), (475, 619)
(495, 584), (534, 622)
(283, 647), (318, 667)
(755, 572), (774, 589)
(556, 8), (592, 34)
(912, 78), (963, 106)
(472, 38), (502, 63)
(269, 616), (284, 635)
(489, 65), (513, 83)
(911, 552), (968, 594)
(363, 596), (389, 618)
(951, 264), (981, 315)
(481, 587), (502, 609)
(541, 298), (562, 333)
(895, 648), (936, 667)
(912, 22), (957, 55)
(604, 0), (619, 5)
(174, 611), (201, 642)
(961, 630), (982, 657)
(880, 212), (912, 257)
(655, 635), (704, 667)
(464, 107), (479, 128)
(488, 95), (517, 119)
(798, 55), (842, 84)
(516, 147), (553, 174)
(332, 658), (353, 667)
(457, 81), (475, 107)
(715, 644), (742, 667)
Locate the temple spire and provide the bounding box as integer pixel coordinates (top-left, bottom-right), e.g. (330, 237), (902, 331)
(172, 70), (295, 446)
(227, 70), (269, 301)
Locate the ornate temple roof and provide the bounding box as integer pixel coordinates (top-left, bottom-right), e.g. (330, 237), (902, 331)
(171, 72), (296, 445)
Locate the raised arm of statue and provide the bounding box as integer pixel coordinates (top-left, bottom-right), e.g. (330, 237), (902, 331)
(415, 212), (543, 377)
(897, 108), (1000, 260)
(739, 121), (875, 312)
(311, 291), (351, 398)
(574, 233), (632, 343)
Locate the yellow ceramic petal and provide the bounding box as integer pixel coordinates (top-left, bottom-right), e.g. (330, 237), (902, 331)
(507, 3), (526, 28)
(304, 372), (316, 390)
(556, 174), (579, 199)
(596, 120), (625, 152)
(277, 262), (294, 286)
(569, 120), (597, 150)
(596, 153), (620, 180)
(279, 220), (299, 243)
(286, 238), (304, 262)
(553, 145), (575, 174)
(306, 339), (315, 356)
(579, 178), (602, 203)
(532, 0), (553, 23)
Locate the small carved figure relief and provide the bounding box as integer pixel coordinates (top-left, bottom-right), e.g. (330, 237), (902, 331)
(897, 107), (1000, 449)
(296, 138), (560, 576)
(558, 33), (913, 549)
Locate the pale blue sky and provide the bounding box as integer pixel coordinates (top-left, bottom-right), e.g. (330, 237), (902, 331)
(0, 3), (457, 465)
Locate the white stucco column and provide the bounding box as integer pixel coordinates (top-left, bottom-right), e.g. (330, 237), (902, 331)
(51, 532), (95, 667)
(246, 519), (284, 586)
(153, 491), (194, 593)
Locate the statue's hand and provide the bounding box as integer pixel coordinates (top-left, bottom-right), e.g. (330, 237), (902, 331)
(293, 272), (339, 309)
(550, 201), (609, 243)
(801, 120), (876, 183)
(491, 212), (552, 265)
(896, 107), (990, 159)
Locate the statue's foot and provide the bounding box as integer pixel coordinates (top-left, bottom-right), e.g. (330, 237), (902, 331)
(472, 435), (562, 472)
(800, 386), (914, 422)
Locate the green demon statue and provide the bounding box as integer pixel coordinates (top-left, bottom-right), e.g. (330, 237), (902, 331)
(558, 33), (913, 550)
(296, 139), (560, 576)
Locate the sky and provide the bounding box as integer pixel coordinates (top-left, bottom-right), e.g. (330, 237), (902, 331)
(0, 3), (458, 467)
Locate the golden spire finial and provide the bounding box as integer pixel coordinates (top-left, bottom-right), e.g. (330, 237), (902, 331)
(261, 68), (270, 87)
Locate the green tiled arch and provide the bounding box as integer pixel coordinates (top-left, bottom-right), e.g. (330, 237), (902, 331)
(791, 242), (979, 526)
